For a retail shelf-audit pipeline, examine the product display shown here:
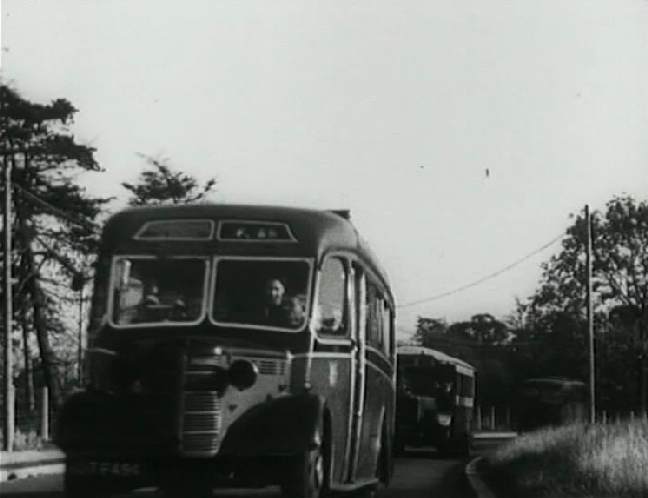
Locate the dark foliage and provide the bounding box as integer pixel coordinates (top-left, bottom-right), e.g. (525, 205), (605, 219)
(122, 154), (217, 206)
(1, 83), (111, 407)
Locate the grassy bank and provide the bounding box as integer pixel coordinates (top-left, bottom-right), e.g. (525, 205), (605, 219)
(487, 420), (648, 498)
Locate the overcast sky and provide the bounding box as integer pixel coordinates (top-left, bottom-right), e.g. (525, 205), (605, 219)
(2, 0), (647, 337)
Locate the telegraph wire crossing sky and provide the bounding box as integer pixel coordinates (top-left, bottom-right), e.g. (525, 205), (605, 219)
(2, 0), (647, 336)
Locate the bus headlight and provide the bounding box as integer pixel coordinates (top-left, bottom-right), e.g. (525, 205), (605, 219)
(436, 414), (452, 426)
(228, 359), (259, 391)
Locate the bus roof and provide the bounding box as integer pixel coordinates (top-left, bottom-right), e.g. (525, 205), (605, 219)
(522, 377), (586, 388)
(397, 345), (475, 372)
(101, 203), (391, 291)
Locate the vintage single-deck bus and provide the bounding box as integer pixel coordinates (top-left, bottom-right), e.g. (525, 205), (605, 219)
(394, 346), (475, 456)
(56, 204), (396, 498)
(516, 377), (587, 431)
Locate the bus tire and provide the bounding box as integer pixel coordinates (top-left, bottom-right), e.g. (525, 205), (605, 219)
(378, 429), (393, 485)
(64, 474), (108, 498)
(436, 429), (452, 458)
(352, 485), (377, 498)
(393, 433), (406, 456)
(160, 473), (211, 498)
(281, 445), (329, 498)
(460, 435), (472, 458)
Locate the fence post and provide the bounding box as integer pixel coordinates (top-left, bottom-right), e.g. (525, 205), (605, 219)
(489, 406), (496, 430)
(475, 406), (482, 431)
(505, 407), (512, 429)
(40, 387), (49, 441)
(629, 411), (635, 423)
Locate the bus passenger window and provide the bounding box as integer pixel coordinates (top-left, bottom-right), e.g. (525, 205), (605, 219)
(382, 302), (392, 356)
(212, 259), (310, 330)
(314, 258), (346, 335)
(366, 284), (383, 349)
(111, 257), (207, 325)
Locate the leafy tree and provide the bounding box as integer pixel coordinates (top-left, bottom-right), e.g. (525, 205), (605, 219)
(447, 313), (510, 345)
(1, 83), (110, 408)
(532, 196), (647, 316)
(521, 195), (648, 411)
(122, 154), (217, 206)
(414, 317), (448, 347)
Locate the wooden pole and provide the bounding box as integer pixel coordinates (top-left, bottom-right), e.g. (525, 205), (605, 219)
(640, 309), (647, 415)
(40, 386), (49, 441)
(78, 288), (83, 385)
(586, 205), (596, 424)
(3, 156), (14, 451)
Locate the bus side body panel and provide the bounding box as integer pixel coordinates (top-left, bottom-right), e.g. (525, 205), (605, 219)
(307, 354), (353, 486)
(356, 350), (393, 480)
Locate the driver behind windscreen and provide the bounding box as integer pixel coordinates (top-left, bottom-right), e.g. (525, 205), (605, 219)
(256, 277), (305, 327)
(260, 277), (287, 325)
(137, 282), (189, 322)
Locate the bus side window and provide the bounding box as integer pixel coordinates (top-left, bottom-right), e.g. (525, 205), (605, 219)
(314, 257), (347, 335)
(381, 300), (392, 357)
(366, 282), (382, 350)
(459, 373), (474, 398)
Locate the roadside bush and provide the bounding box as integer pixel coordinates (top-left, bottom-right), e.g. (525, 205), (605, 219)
(488, 420), (648, 498)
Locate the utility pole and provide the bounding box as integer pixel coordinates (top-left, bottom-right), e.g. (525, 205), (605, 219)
(641, 308), (647, 415)
(585, 204), (596, 423)
(72, 272), (85, 386)
(78, 288), (83, 385)
(3, 155), (15, 451)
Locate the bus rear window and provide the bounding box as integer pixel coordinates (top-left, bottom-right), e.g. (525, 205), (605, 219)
(212, 259), (311, 330)
(111, 257), (207, 326)
(399, 365), (454, 397)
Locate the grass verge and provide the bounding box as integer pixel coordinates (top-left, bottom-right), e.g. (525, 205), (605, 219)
(486, 420), (648, 498)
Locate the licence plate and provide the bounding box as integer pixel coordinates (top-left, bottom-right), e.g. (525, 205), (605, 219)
(67, 461), (141, 477)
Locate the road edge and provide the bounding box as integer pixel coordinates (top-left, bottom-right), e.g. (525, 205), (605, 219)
(465, 456), (497, 498)
(0, 450), (65, 482)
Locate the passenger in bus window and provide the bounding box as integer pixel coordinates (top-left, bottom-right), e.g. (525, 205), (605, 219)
(142, 284), (160, 306)
(133, 283), (161, 322)
(259, 277), (289, 325)
(283, 294), (306, 327)
(170, 298), (188, 321)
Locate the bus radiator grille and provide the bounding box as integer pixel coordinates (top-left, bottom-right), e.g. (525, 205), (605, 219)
(251, 359), (286, 376)
(181, 391), (222, 456)
(184, 390), (222, 411)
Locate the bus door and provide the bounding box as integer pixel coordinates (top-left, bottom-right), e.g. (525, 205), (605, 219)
(346, 262), (366, 483)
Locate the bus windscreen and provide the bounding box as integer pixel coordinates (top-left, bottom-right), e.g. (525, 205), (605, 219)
(111, 257), (207, 325)
(212, 258), (311, 330)
(399, 365), (454, 398)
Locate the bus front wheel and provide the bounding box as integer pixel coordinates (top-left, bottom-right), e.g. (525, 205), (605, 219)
(64, 474), (109, 498)
(159, 470), (211, 498)
(281, 446), (329, 498)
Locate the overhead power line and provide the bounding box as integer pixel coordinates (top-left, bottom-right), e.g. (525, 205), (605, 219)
(13, 183), (97, 232)
(397, 232), (566, 309)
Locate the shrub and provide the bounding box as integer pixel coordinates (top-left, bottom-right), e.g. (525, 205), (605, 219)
(488, 420), (648, 498)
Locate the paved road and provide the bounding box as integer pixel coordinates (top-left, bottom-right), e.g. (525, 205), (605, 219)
(1, 443), (503, 498)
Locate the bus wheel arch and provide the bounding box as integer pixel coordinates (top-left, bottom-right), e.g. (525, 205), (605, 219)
(378, 421), (393, 485)
(64, 474), (110, 498)
(281, 405), (332, 498)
